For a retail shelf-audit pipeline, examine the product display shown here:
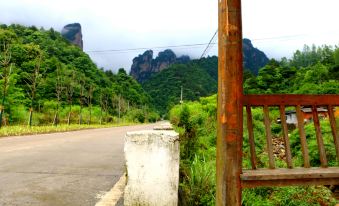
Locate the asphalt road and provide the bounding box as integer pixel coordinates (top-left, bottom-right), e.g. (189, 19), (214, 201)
(0, 123), (158, 206)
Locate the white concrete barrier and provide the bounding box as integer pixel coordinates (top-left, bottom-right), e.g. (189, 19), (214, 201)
(124, 130), (179, 206)
(153, 123), (173, 131)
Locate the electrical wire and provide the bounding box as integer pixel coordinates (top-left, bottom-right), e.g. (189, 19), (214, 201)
(85, 43), (212, 53)
(200, 29), (218, 58)
(84, 33), (332, 55)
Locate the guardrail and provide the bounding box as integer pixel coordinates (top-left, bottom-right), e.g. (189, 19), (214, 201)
(241, 94), (339, 188)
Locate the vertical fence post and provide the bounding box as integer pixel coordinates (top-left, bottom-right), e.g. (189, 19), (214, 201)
(217, 0), (243, 205)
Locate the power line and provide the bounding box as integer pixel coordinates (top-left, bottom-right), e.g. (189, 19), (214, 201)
(85, 43), (212, 53)
(88, 44), (210, 55)
(200, 29), (218, 58)
(84, 33), (332, 55)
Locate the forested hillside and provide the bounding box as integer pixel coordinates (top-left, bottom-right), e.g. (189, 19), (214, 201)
(244, 45), (339, 94)
(0, 24), (155, 126)
(143, 44), (339, 115)
(142, 57), (218, 114)
(131, 39), (268, 83)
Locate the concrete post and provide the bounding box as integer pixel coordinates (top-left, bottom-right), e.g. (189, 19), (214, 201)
(153, 122), (173, 131)
(124, 130), (179, 206)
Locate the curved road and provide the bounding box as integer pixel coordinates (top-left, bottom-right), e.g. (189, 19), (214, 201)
(0, 123), (159, 206)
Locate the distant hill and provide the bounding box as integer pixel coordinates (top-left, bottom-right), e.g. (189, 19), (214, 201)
(130, 49), (190, 83)
(242, 38), (269, 74)
(142, 57), (218, 114)
(130, 39), (269, 83)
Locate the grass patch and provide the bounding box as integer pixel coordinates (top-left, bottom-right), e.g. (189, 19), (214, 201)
(0, 122), (138, 137)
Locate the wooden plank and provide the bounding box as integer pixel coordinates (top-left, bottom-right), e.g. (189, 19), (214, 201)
(241, 167), (339, 188)
(216, 0), (243, 205)
(246, 106), (257, 169)
(312, 106), (328, 167)
(242, 167), (339, 188)
(242, 178), (339, 188)
(241, 167), (339, 180)
(279, 105), (293, 168)
(296, 105), (311, 168)
(328, 105), (339, 163)
(263, 106), (275, 169)
(244, 94), (339, 106)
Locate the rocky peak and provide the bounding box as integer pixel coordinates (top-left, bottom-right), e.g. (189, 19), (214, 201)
(242, 38), (269, 74)
(152, 49), (177, 72)
(130, 39), (268, 83)
(61, 23), (83, 50)
(130, 49), (190, 83)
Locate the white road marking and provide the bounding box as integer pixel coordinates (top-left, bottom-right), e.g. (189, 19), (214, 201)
(95, 173), (126, 206)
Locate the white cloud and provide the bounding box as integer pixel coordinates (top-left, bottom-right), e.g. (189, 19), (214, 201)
(0, 0), (338, 71)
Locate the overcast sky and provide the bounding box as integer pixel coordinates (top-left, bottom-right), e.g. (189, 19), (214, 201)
(1, 0), (338, 72)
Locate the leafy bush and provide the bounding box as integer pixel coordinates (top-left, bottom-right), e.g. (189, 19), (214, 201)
(125, 109), (145, 123)
(290, 120), (338, 167)
(147, 111), (160, 123)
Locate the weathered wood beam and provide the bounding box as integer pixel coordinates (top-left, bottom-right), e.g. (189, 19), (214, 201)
(217, 0), (243, 205)
(243, 94), (339, 106)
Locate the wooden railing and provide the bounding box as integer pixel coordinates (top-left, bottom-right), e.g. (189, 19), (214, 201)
(241, 94), (339, 188)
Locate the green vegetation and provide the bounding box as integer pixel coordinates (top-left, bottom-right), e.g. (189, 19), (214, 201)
(142, 57), (218, 115)
(143, 44), (339, 117)
(171, 96), (338, 206)
(0, 24), (158, 128)
(244, 45), (339, 95)
(169, 44), (339, 205)
(0, 122), (137, 138)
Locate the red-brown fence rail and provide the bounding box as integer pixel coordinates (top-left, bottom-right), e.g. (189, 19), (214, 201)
(241, 94), (339, 188)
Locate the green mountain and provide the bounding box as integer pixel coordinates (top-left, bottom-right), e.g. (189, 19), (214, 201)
(142, 58), (218, 114)
(130, 39), (268, 83)
(0, 24), (152, 125)
(142, 44), (339, 115)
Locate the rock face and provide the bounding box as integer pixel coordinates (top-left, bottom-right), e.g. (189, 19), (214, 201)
(130, 39), (268, 82)
(130, 49), (190, 83)
(61, 23), (83, 50)
(243, 38), (269, 74)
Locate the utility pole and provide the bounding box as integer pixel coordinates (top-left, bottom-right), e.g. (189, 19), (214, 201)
(118, 95), (121, 123)
(180, 86), (183, 107)
(217, 0), (243, 205)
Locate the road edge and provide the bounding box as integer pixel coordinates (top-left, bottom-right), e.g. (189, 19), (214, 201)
(95, 173), (126, 206)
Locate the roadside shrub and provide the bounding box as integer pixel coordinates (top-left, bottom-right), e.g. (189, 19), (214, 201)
(10, 104), (28, 125)
(147, 111), (160, 123)
(290, 120), (337, 167)
(126, 108), (145, 123)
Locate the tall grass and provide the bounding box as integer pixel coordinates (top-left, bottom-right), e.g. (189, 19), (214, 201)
(0, 123), (137, 138)
(170, 95), (338, 205)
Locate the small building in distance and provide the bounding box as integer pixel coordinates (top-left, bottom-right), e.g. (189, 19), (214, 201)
(277, 107), (333, 126)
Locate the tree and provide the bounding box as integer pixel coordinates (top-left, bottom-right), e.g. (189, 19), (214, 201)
(100, 88), (110, 124)
(24, 54), (43, 127)
(64, 68), (77, 125)
(334, 48), (339, 66)
(77, 73), (86, 125)
(52, 63), (64, 126)
(87, 83), (95, 125)
(0, 44), (13, 127)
